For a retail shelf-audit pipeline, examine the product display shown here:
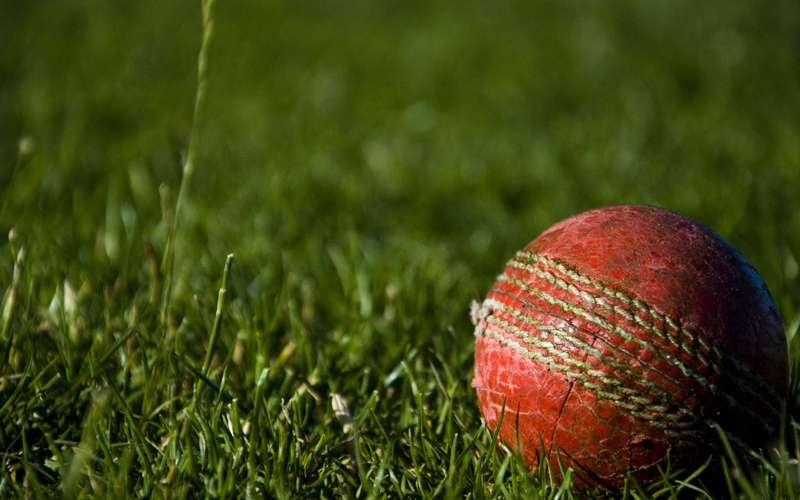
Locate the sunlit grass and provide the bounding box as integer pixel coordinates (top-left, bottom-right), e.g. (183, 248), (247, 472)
(1, 0), (800, 497)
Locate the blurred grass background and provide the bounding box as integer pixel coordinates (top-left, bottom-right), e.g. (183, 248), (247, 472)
(1, 0), (800, 497)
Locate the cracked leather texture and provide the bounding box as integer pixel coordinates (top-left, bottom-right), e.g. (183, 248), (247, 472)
(473, 205), (788, 489)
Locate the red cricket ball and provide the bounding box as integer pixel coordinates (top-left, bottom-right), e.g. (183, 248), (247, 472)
(472, 205), (787, 489)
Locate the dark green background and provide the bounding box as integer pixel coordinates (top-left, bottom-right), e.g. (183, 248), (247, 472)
(3, 1), (800, 294)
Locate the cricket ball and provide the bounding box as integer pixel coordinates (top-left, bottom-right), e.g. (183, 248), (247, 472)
(471, 205), (787, 489)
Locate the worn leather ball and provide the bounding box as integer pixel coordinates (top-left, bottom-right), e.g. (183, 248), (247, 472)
(471, 205), (787, 489)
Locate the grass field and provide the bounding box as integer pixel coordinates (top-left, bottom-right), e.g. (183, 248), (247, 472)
(2, 0), (800, 497)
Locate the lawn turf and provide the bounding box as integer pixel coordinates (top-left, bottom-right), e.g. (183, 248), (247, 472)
(1, 0), (800, 497)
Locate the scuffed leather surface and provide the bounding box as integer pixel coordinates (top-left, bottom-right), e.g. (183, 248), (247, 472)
(473, 205), (788, 489)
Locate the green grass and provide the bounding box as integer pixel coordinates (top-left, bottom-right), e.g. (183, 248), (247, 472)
(1, 0), (800, 497)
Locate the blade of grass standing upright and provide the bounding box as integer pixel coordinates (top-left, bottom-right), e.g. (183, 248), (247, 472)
(161, 0), (218, 338)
